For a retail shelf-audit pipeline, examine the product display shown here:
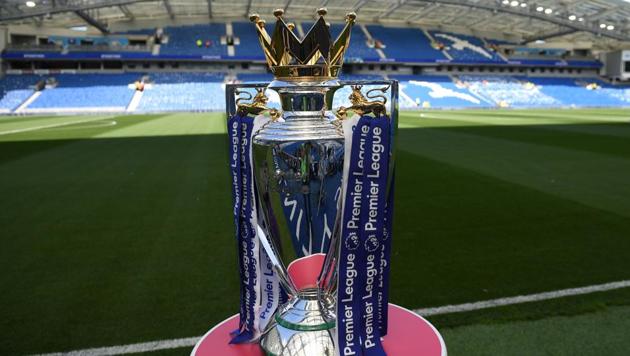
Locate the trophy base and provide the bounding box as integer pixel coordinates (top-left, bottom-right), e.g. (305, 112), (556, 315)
(260, 288), (336, 356)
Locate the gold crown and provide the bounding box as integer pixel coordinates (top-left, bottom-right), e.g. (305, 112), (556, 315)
(249, 8), (356, 80)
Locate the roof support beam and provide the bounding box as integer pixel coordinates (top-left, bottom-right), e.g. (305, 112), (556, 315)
(207, 0), (213, 19)
(406, 3), (439, 22)
(163, 0), (175, 20)
(284, 0), (293, 12)
(588, 7), (617, 22)
(118, 5), (135, 20)
(0, 0), (154, 22)
(469, 13), (504, 28)
(378, 0), (407, 20)
(74, 10), (110, 34)
(524, 28), (579, 43)
(406, 0), (630, 41)
(246, 0), (253, 17)
(353, 0), (368, 13)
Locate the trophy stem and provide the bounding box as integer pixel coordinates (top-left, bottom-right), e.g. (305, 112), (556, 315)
(252, 79), (345, 356)
(260, 288), (336, 356)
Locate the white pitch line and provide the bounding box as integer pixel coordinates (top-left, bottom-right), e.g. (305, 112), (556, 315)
(34, 336), (201, 356)
(33, 279), (630, 356)
(413, 279), (630, 317)
(0, 116), (114, 136)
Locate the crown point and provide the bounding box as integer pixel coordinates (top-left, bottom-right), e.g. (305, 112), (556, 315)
(257, 19), (266, 28)
(249, 13), (260, 23)
(346, 12), (357, 22)
(287, 22), (295, 30)
(273, 8), (284, 18)
(317, 8), (328, 17)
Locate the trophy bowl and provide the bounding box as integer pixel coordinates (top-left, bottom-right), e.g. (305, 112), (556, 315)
(252, 78), (344, 356)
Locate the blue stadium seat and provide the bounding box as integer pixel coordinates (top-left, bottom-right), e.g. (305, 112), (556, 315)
(232, 22), (265, 60)
(237, 73), (274, 83)
(457, 75), (559, 108)
(524, 77), (630, 107)
(329, 24), (380, 61)
(392, 75), (489, 109)
(136, 72), (226, 112)
(148, 72), (225, 83)
(430, 31), (504, 63)
(366, 26), (446, 62)
(0, 75), (44, 112)
(161, 24), (227, 57)
(29, 74), (138, 110)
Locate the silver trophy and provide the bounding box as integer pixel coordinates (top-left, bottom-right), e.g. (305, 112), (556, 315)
(225, 8), (397, 356)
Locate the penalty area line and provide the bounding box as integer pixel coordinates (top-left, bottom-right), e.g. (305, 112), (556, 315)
(33, 279), (630, 355)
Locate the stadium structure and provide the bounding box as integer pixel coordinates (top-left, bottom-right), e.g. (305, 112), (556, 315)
(1, 0), (630, 113)
(2, 1), (630, 356)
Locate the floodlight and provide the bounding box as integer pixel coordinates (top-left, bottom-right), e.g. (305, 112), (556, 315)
(536, 6), (544, 12)
(568, 15), (576, 21)
(607, 25), (614, 30)
(600, 23), (607, 29)
(25, 1), (36, 7)
(510, 1), (519, 7)
(544, 8), (553, 14)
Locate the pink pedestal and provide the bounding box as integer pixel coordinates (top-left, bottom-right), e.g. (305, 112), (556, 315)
(192, 303), (446, 356)
(192, 255), (446, 355)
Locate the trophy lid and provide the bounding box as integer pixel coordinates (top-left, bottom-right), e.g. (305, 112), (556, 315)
(249, 8), (356, 82)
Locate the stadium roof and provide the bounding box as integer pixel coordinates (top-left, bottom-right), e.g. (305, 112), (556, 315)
(1, 0), (630, 48)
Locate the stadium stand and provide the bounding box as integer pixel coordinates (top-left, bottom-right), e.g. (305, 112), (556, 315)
(430, 31), (504, 63)
(392, 75), (488, 109)
(525, 77), (630, 107)
(4, 71), (630, 113)
(160, 24), (227, 57)
(329, 24), (380, 61)
(366, 26), (446, 62)
(26, 74), (139, 113)
(0, 75), (43, 112)
(457, 75), (560, 108)
(236, 73), (274, 82)
(136, 72), (225, 112)
(232, 22), (264, 60)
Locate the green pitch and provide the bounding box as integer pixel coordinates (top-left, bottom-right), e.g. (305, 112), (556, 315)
(1, 109), (630, 355)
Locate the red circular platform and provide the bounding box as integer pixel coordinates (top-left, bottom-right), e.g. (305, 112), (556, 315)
(191, 303), (446, 356)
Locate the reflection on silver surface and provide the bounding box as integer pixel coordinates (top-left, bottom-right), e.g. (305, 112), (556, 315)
(252, 80), (343, 356)
(232, 78), (397, 356)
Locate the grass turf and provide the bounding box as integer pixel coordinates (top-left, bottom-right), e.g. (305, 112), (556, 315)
(1, 109), (630, 354)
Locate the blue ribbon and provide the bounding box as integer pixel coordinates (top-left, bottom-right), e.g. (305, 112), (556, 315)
(359, 115), (389, 356)
(338, 116), (370, 356)
(228, 114), (259, 344)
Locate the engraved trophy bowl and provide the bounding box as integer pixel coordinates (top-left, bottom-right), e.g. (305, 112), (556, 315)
(252, 78), (343, 356)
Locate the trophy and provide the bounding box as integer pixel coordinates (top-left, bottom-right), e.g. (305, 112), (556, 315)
(225, 8), (397, 356)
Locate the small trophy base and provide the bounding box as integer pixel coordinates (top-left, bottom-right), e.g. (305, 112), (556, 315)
(260, 288), (335, 356)
(191, 303), (446, 356)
